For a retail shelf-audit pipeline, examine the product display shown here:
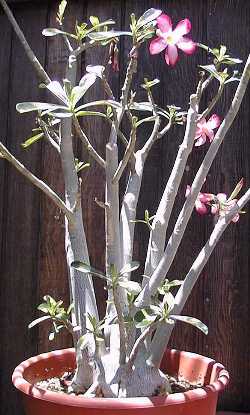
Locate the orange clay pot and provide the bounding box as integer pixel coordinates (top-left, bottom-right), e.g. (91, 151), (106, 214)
(12, 348), (229, 415)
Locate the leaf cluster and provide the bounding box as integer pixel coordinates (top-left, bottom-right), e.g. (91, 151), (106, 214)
(28, 295), (73, 341)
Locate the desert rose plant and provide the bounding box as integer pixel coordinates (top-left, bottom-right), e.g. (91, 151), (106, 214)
(1, 0), (250, 398)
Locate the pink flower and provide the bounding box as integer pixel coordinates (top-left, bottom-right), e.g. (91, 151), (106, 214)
(149, 14), (196, 66)
(186, 185), (214, 215)
(195, 114), (221, 146)
(186, 180), (243, 223)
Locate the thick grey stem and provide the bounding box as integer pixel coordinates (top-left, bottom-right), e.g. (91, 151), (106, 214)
(120, 118), (160, 274)
(144, 95), (198, 283)
(135, 54), (250, 308)
(149, 188), (250, 367)
(62, 62), (98, 391)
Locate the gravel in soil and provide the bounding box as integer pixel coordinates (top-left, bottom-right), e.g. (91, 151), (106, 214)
(35, 371), (203, 396)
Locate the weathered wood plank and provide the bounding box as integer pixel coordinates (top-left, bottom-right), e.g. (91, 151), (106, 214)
(0, 2), (48, 415)
(205, 1), (250, 411)
(0, 7), (14, 415)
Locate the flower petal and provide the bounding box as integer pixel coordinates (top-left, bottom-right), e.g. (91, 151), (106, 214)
(199, 193), (214, 203)
(172, 18), (192, 41)
(185, 185), (191, 197)
(205, 127), (214, 142)
(177, 37), (196, 55)
(217, 193), (227, 202)
(194, 134), (206, 146)
(166, 44), (178, 66)
(207, 114), (221, 130)
(149, 37), (167, 55)
(211, 205), (219, 215)
(195, 200), (208, 215)
(157, 14), (172, 33)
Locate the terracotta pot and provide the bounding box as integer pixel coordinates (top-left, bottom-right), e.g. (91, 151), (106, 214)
(12, 348), (229, 415)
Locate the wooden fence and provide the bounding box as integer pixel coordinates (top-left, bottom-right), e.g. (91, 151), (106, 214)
(0, 0), (249, 414)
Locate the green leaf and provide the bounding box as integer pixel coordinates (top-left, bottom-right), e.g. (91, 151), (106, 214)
(42, 28), (75, 39)
(75, 111), (106, 118)
(199, 64), (222, 82)
(169, 315), (208, 335)
(164, 292), (175, 311)
(57, 0), (67, 23)
(45, 112), (72, 119)
(119, 261), (140, 276)
(71, 261), (110, 281)
(45, 81), (68, 104)
(149, 305), (162, 316)
(16, 102), (61, 113)
(71, 73), (97, 106)
(141, 78), (160, 90)
(167, 279), (183, 288)
(130, 102), (154, 112)
(89, 16), (100, 26)
(87, 30), (132, 41)
(134, 310), (145, 322)
(42, 28), (66, 36)
(119, 280), (141, 295)
(67, 303), (74, 315)
(37, 303), (50, 313)
(223, 57), (242, 65)
(28, 315), (51, 329)
(21, 132), (44, 149)
(196, 42), (210, 52)
(228, 178), (244, 201)
(135, 319), (152, 329)
(75, 161), (90, 173)
(137, 8), (162, 29)
(75, 99), (121, 113)
(48, 331), (55, 341)
(86, 65), (105, 78)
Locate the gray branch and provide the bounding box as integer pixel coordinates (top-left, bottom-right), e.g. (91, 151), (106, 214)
(135, 54), (250, 308)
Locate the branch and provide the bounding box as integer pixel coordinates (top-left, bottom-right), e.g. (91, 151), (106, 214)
(73, 116), (105, 168)
(0, 0), (50, 84)
(148, 188), (250, 366)
(113, 286), (127, 364)
(0, 141), (73, 222)
(72, 40), (95, 58)
(157, 120), (172, 140)
(143, 95), (198, 283)
(135, 54), (250, 308)
(120, 53), (138, 111)
(198, 83), (224, 121)
(112, 120), (136, 184)
(126, 322), (157, 370)
(39, 119), (60, 153)
(140, 116), (161, 156)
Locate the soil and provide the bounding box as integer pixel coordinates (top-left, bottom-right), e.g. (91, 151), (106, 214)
(35, 370), (203, 396)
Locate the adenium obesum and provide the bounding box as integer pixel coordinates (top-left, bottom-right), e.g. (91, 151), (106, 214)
(1, 0), (249, 400)
(149, 14), (196, 65)
(186, 178), (244, 222)
(194, 114), (221, 146)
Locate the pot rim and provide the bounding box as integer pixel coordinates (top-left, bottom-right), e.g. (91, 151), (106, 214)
(12, 348), (229, 409)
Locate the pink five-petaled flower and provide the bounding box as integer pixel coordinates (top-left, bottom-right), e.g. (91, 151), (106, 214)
(185, 185), (214, 215)
(194, 114), (221, 147)
(149, 14), (196, 66)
